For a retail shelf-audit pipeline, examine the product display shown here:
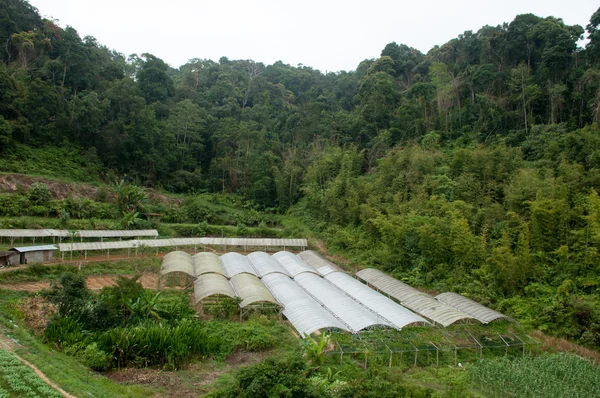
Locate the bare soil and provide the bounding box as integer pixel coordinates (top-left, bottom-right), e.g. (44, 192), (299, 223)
(0, 172), (180, 205)
(0, 273), (159, 292)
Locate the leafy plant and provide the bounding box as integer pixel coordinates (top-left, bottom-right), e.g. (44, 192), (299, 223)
(301, 333), (330, 368)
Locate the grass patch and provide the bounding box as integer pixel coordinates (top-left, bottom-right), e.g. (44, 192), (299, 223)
(470, 353), (600, 397)
(0, 259), (161, 284)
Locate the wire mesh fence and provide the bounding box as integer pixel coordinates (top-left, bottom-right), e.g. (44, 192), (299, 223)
(327, 326), (540, 369)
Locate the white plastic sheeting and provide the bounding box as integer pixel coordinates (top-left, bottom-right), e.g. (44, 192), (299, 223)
(220, 252), (257, 277)
(58, 239), (202, 252)
(400, 294), (475, 327)
(356, 268), (424, 301)
(262, 273), (350, 336)
(77, 230), (158, 238)
(298, 250), (340, 276)
(324, 272), (429, 329)
(202, 238), (307, 248)
(193, 274), (236, 303)
(192, 252), (227, 277)
(247, 251), (290, 277)
(58, 238), (307, 252)
(0, 229), (64, 238)
(294, 273), (392, 332)
(272, 251), (318, 277)
(160, 251), (194, 277)
(356, 268), (475, 327)
(230, 273), (280, 308)
(436, 292), (512, 324)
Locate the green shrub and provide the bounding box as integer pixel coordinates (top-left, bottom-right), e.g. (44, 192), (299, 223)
(26, 204), (49, 217)
(78, 343), (112, 371)
(208, 354), (318, 398)
(97, 319), (223, 369)
(44, 316), (87, 348)
(27, 182), (51, 204)
(44, 273), (92, 318)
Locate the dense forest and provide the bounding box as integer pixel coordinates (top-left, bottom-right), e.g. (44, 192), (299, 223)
(2, 0), (600, 348)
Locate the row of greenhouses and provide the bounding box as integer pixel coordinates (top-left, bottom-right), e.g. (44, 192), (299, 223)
(159, 250), (512, 336)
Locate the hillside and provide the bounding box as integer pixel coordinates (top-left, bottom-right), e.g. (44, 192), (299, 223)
(1, 0), (600, 396)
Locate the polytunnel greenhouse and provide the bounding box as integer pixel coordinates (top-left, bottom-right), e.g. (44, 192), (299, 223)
(272, 251), (318, 277)
(324, 271), (429, 329)
(193, 273), (236, 310)
(156, 249), (511, 337)
(159, 251), (195, 287)
(298, 250), (341, 276)
(192, 252), (227, 277)
(246, 251), (290, 277)
(356, 268), (475, 326)
(262, 273), (350, 336)
(220, 252), (257, 277)
(435, 292), (513, 324)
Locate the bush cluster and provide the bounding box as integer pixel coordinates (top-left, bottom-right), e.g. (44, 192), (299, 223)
(41, 273), (281, 371)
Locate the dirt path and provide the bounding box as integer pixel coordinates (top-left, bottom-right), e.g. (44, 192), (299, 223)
(0, 273), (159, 292)
(1, 327), (75, 398)
(15, 355), (77, 398)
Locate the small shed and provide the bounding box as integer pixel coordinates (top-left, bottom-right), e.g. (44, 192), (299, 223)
(9, 245), (57, 264)
(0, 251), (19, 266)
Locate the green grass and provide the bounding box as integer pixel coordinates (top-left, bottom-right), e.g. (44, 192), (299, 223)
(470, 353), (600, 397)
(0, 259), (161, 284)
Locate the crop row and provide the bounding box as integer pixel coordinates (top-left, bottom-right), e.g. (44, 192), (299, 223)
(0, 349), (62, 398)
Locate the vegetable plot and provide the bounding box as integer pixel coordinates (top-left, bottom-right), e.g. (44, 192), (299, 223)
(0, 349), (62, 398)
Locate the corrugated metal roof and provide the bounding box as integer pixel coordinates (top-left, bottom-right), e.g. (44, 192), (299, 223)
(160, 251), (194, 277)
(247, 251), (290, 277)
(272, 251), (318, 277)
(436, 292), (513, 324)
(262, 273), (350, 336)
(298, 250), (341, 276)
(324, 272), (429, 329)
(192, 252), (226, 277)
(295, 272), (392, 332)
(220, 252), (257, 277)
(230, 273), (280, 308)
(193, 274), (236, 303)
(11, 245), (57, 253)
(356, 268), (475, 327)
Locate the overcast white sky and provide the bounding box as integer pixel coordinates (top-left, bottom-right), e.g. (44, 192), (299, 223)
(28, 0), (599, 72)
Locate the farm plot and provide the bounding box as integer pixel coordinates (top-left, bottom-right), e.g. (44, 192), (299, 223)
(0, 349), (62, 398)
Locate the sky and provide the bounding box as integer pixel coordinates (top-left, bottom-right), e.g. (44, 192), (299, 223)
(27, 0), (599, 72)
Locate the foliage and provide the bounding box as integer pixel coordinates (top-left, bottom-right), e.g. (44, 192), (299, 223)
(26, 182), (51, 204)
(96, 319), (221, 369)
(208, 353), (320, 398)
(205, 297), (242, 320)
(0, 348), (62, 398)
(470, 353), (600, 397)
(301, 333), (330, 368)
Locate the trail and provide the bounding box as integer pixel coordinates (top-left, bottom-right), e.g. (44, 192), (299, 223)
(0, 327), (76, 398)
